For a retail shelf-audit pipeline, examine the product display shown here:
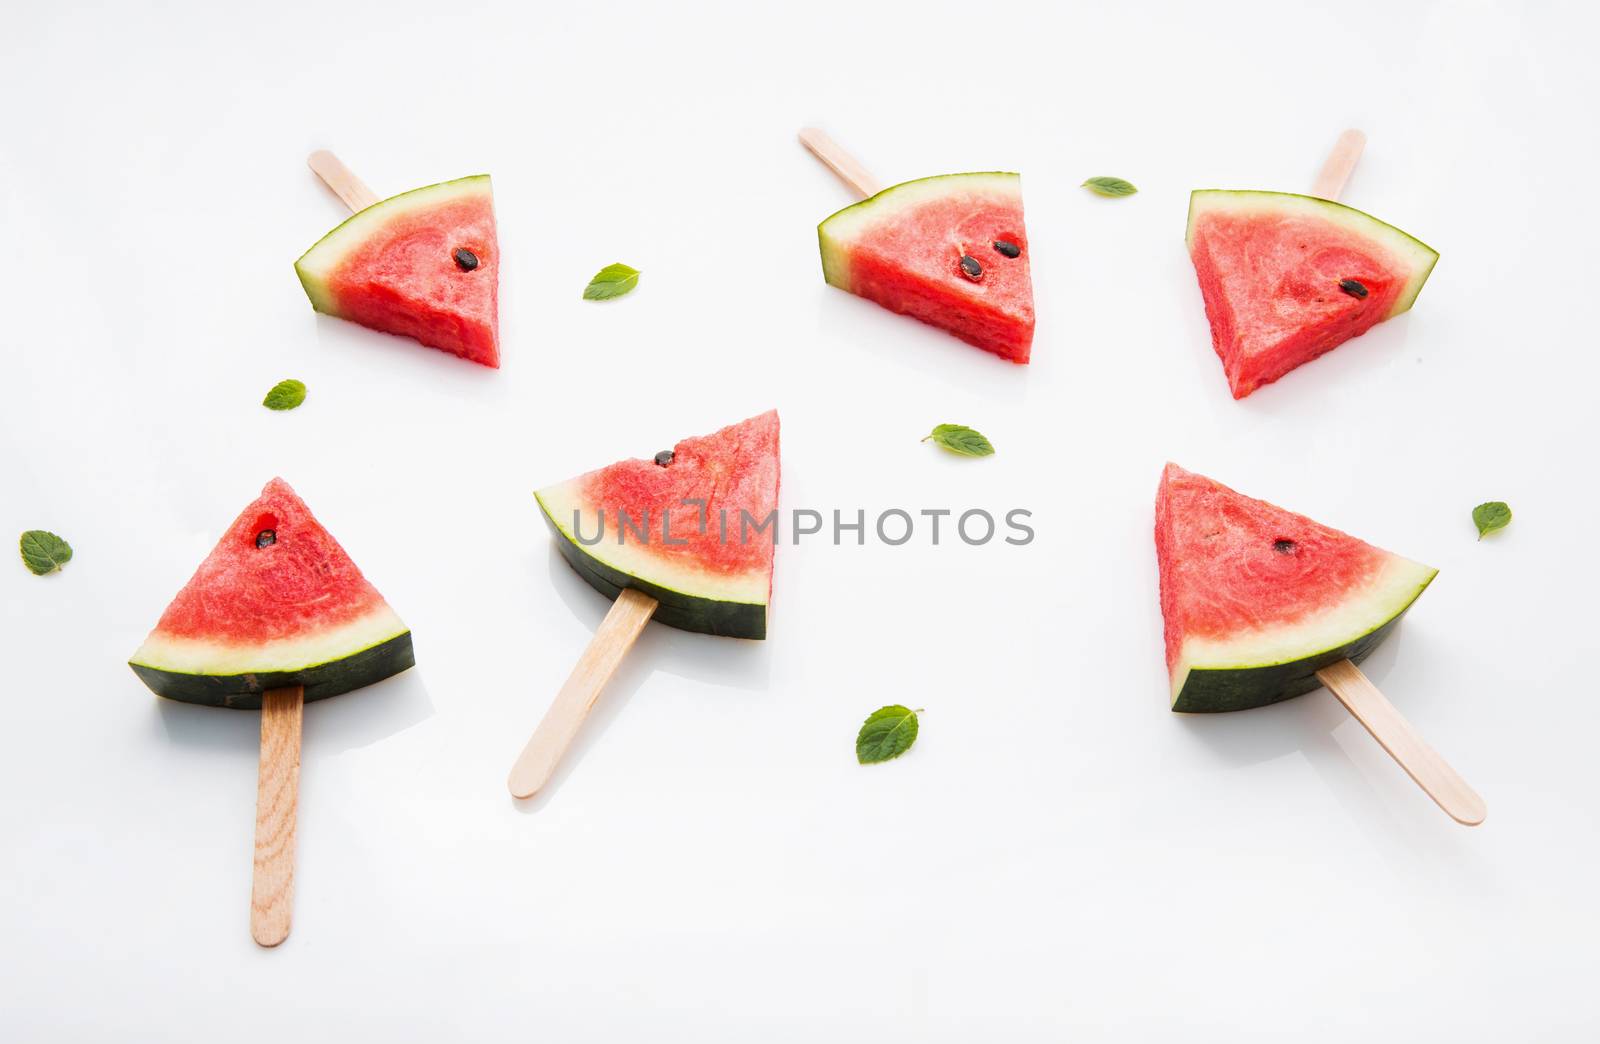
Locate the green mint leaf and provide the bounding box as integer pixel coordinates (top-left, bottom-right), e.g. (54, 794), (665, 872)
(922, 424), (995, 457)
(19, 530), (72, 575)
(583, 263), (640, 301)
(1082, 176), (1138, 197)
(1472, 501), (1512, 540)
(856, 705), (919, 764)
(262, 379), (307, 411)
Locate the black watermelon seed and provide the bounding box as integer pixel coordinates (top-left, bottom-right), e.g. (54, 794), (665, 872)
(993, 239), (1021, 258)
(1273, 539), (1297, 555)
(1338, 278), (1368, 299)
(256, 529), (277, 548)
(654, 450), (674, 467)
(959, 255), (983, 281)
(453, 247), (480, 271)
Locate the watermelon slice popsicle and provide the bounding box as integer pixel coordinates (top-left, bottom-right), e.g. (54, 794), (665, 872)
(1155, 465), (1484, 825)
(128, 479), (415, 945)
(1186, 129), (1440, 398)
(507, 412), (780, 801)
(296, 150), (500, 367)
(799, 127), (1036, 363)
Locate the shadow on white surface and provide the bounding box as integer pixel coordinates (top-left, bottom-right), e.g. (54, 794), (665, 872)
(152, 667), (435, 756)
(543, 542), (776, 693)
(1170, 631), (1438, 825)
(306, 312), (505, 387)
(813, 288), (1034, 402)
(1171, 627), (1495, 842)
(1222, 308), (1423, 418)
(511, 543), (775, 811)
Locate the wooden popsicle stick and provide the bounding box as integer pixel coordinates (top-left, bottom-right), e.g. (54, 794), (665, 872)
(250, 685), (304, 947)
(799, 127), (883, 199)
(307, 150), (380, 213)
(1311, 128), (1366, 201)
(1317, 659), (1485, 826)
(1303, 133), (1482, 825)
(507, 587), (660, 800)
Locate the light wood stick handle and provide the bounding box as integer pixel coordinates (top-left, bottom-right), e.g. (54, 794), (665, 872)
(799, 127), (883, 199)
(1310, 129), (1366, 201)
(507, 588), (659, 800)
(1316, 659), (1485, 826)
(251, 686), (304, 946)
(307, 150), (380, 213)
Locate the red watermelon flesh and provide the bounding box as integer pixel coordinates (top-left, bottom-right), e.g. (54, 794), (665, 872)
(1154, 463), (1436, 711)
(585, 412), (780, 579)
(1186, 191), (1438, 398)
(129, 478), (411, 703)
(819, 173), (1034, 363)
(536, 411), (780, 639)
(296, 176), (499, 367)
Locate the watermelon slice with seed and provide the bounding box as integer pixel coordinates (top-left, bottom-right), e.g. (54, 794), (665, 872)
(818, 173), (1035, 363)
(1154, 463), (1435, 713)
(535, 411), (780, 639)
(296, 175), (500, 367)
(1185, 190), (1438, 398)
(130, 478), (413, 708)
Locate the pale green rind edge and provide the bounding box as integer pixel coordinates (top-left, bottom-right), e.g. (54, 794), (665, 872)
(1171, 564), (1437, 712)
(294, 174), (493, 315)
(128, 626), (414, 708)
(127, 622), (412, 678)
(1184, 189), (1440, 316)
(817, 172), (1022, 291)
(534, 489), (769, 639)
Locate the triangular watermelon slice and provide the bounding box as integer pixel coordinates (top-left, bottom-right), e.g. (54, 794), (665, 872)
(535, 411), (780, 639)
(1186, 190), (1438, 398)
(295, 175), (500, 367)
(818, 173), (1035, 363)
(1154, 463), (1435, 713)
(130, 478), (413, 708)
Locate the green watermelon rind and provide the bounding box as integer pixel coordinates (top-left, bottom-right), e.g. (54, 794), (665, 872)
(817, 172), (1021, 290)
(1185, 190), (1439, 317)
(534, 490), (768, 641)
(294, 174), (493, 315)
(1170, 564), (1437, 713)
(129, 630), (415, 710)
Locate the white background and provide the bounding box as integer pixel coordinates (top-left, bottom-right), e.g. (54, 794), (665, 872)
(2, 1), (1596, 1040)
